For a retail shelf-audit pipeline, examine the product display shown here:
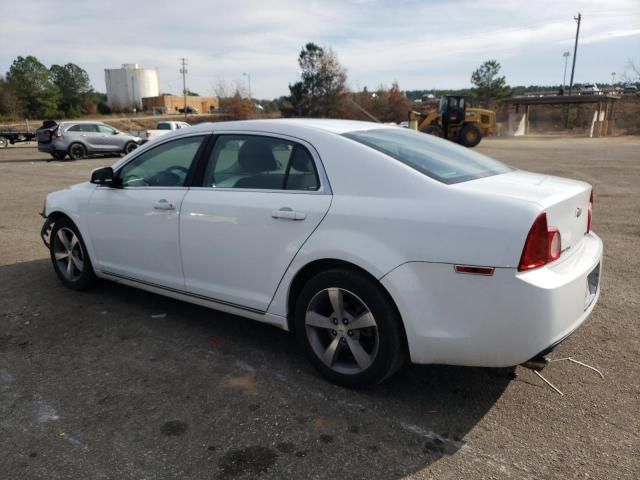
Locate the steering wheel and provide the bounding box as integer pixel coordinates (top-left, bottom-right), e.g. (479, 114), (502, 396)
(166, 166), (189, 175)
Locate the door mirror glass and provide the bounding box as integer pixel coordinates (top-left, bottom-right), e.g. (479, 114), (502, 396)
(90, 166), (116, 186)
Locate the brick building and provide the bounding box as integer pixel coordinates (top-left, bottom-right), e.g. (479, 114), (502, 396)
(142, 95), (220, 114)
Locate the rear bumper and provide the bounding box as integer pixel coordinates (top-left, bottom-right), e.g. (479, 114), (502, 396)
(381, 232), (603, 367)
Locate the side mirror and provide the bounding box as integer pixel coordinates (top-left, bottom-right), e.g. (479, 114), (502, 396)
(113, 130), (119, 135)
(90, 166), (118, 186)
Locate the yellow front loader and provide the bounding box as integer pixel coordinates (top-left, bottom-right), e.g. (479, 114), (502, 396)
(409, 96), (496, 147)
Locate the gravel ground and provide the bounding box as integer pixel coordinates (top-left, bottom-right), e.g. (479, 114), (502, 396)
(0, 137), (638, 479)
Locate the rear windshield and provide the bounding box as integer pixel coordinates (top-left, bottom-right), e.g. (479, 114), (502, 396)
(157, 123), (173, 130)
(343, 128), (513, 184)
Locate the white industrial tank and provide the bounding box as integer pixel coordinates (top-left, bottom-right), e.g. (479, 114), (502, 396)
(105, 64), (159, 110)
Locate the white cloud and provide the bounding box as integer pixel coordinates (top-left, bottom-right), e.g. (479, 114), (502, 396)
(1, 0), (638, 97)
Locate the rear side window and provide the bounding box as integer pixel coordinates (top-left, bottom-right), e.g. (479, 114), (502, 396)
(202, 135), (319, 191)
(343, 128), (513, 184)
(68, 124), (98, 133)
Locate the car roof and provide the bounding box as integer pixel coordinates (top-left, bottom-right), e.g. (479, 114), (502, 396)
(185, 118), (397, 136)
(60, 120), (106, 125)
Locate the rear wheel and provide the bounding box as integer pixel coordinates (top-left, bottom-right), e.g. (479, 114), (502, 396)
(123, 142), (138, 155)
(458, 123), (482, 147)
(295, 268), (407, 387)
(68, 143), (87, 160)
(423, 125), (443, 137)
(49, 217), (96, 290)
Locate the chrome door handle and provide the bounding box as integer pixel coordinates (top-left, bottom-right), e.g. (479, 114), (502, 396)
(272, 207), (306, 221)
(153, 199), (175, 210)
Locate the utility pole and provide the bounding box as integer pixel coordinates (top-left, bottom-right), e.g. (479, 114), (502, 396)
(242, 72), (252, 100)
(562, 52), (570, 93)
(611, 71), (616, 87)
(568, 13), (581, 96)
(180, 58), (188, 119)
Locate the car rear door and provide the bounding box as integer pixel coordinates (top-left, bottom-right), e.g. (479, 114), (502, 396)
(180, 133), (331, 312)
(65, 123), (99, 151)
(87, 134), (208, 289)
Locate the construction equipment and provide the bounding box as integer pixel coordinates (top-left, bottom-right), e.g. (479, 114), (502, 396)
(408, 96), (496, 147)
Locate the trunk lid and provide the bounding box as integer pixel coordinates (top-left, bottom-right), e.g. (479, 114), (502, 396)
(454, 170), (591, 254)
(36, 121), (59, 144)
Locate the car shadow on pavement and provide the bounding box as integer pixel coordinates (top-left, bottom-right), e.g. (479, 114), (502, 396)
(1, 259), (511, 479)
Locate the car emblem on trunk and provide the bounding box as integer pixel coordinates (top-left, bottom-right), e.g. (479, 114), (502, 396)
(575, 207), (582, 217)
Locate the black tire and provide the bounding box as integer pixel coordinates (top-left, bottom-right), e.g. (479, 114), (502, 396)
(423, 124), (443, 137)
(51, 152), (66, 160)
(294, 268), (407, 387)
(0, 137), (8, 149)
(68, 143), (87, 160)
(49, 217), (96, 290)
(124, 142), (138, 155)
(458, 123), (482, 148)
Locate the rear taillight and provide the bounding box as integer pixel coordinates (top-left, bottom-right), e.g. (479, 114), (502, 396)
(587, 190), (593, 233)
(52, 128), (61, 139)
(518, 213), (562, 271)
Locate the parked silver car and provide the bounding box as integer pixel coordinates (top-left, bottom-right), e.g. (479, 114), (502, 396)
(37, 120), (142, 161)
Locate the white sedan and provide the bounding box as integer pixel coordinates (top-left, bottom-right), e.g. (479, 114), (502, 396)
(40, 119), (603, 386)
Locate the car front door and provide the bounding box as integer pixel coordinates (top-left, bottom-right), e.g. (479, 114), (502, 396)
(94, 124), (122, 151)
(87, 134), (208, 289)
(180, 134), (332, 312)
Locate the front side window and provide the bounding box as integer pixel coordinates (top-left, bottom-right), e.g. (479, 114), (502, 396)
(202, 135), (319, 191)
(119, 135), (205, 187)
(97, 124), (116, 134)
(343, 128), (513, 184)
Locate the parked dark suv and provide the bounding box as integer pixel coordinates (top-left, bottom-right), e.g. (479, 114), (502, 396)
(37, 121), (142, 160)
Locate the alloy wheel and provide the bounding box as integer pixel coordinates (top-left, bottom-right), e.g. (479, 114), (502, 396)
(305, 288), (379, 375)
(52, 227), (84, 282)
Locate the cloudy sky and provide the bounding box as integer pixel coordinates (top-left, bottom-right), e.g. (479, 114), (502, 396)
(1, 0), (639, 98)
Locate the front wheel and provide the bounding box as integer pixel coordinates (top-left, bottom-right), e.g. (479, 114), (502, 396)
(423, 124), (443, 137)
(295, 269), (407, 387)
(49, 217), (96, 290)
(123, 142), (138, 155)
(0, 137), (8, 149)
(458, 124), (482, 148)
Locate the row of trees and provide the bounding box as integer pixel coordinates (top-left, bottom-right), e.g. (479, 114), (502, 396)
(0, 56), (108, 120)
(280, 43), (518, 121)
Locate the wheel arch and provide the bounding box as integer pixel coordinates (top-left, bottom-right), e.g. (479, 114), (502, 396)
(285, 258), (408, 350)
(44, 208), (98, 268)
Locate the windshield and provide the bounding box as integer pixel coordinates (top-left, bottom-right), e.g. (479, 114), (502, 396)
(343, 128), (513, 184)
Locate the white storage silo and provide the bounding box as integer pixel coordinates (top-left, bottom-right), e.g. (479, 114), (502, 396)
(105, 64), (159, 110)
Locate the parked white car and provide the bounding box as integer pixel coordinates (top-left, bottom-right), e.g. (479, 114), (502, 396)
(581, 83), (601, 95)
(40, 119), (602, 386)
(142, 121), (191, 143)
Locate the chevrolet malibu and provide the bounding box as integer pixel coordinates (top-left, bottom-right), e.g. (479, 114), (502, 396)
(40, 119), (602, 386)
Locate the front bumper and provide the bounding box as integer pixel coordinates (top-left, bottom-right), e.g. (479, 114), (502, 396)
(381, 232), (603, 367)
